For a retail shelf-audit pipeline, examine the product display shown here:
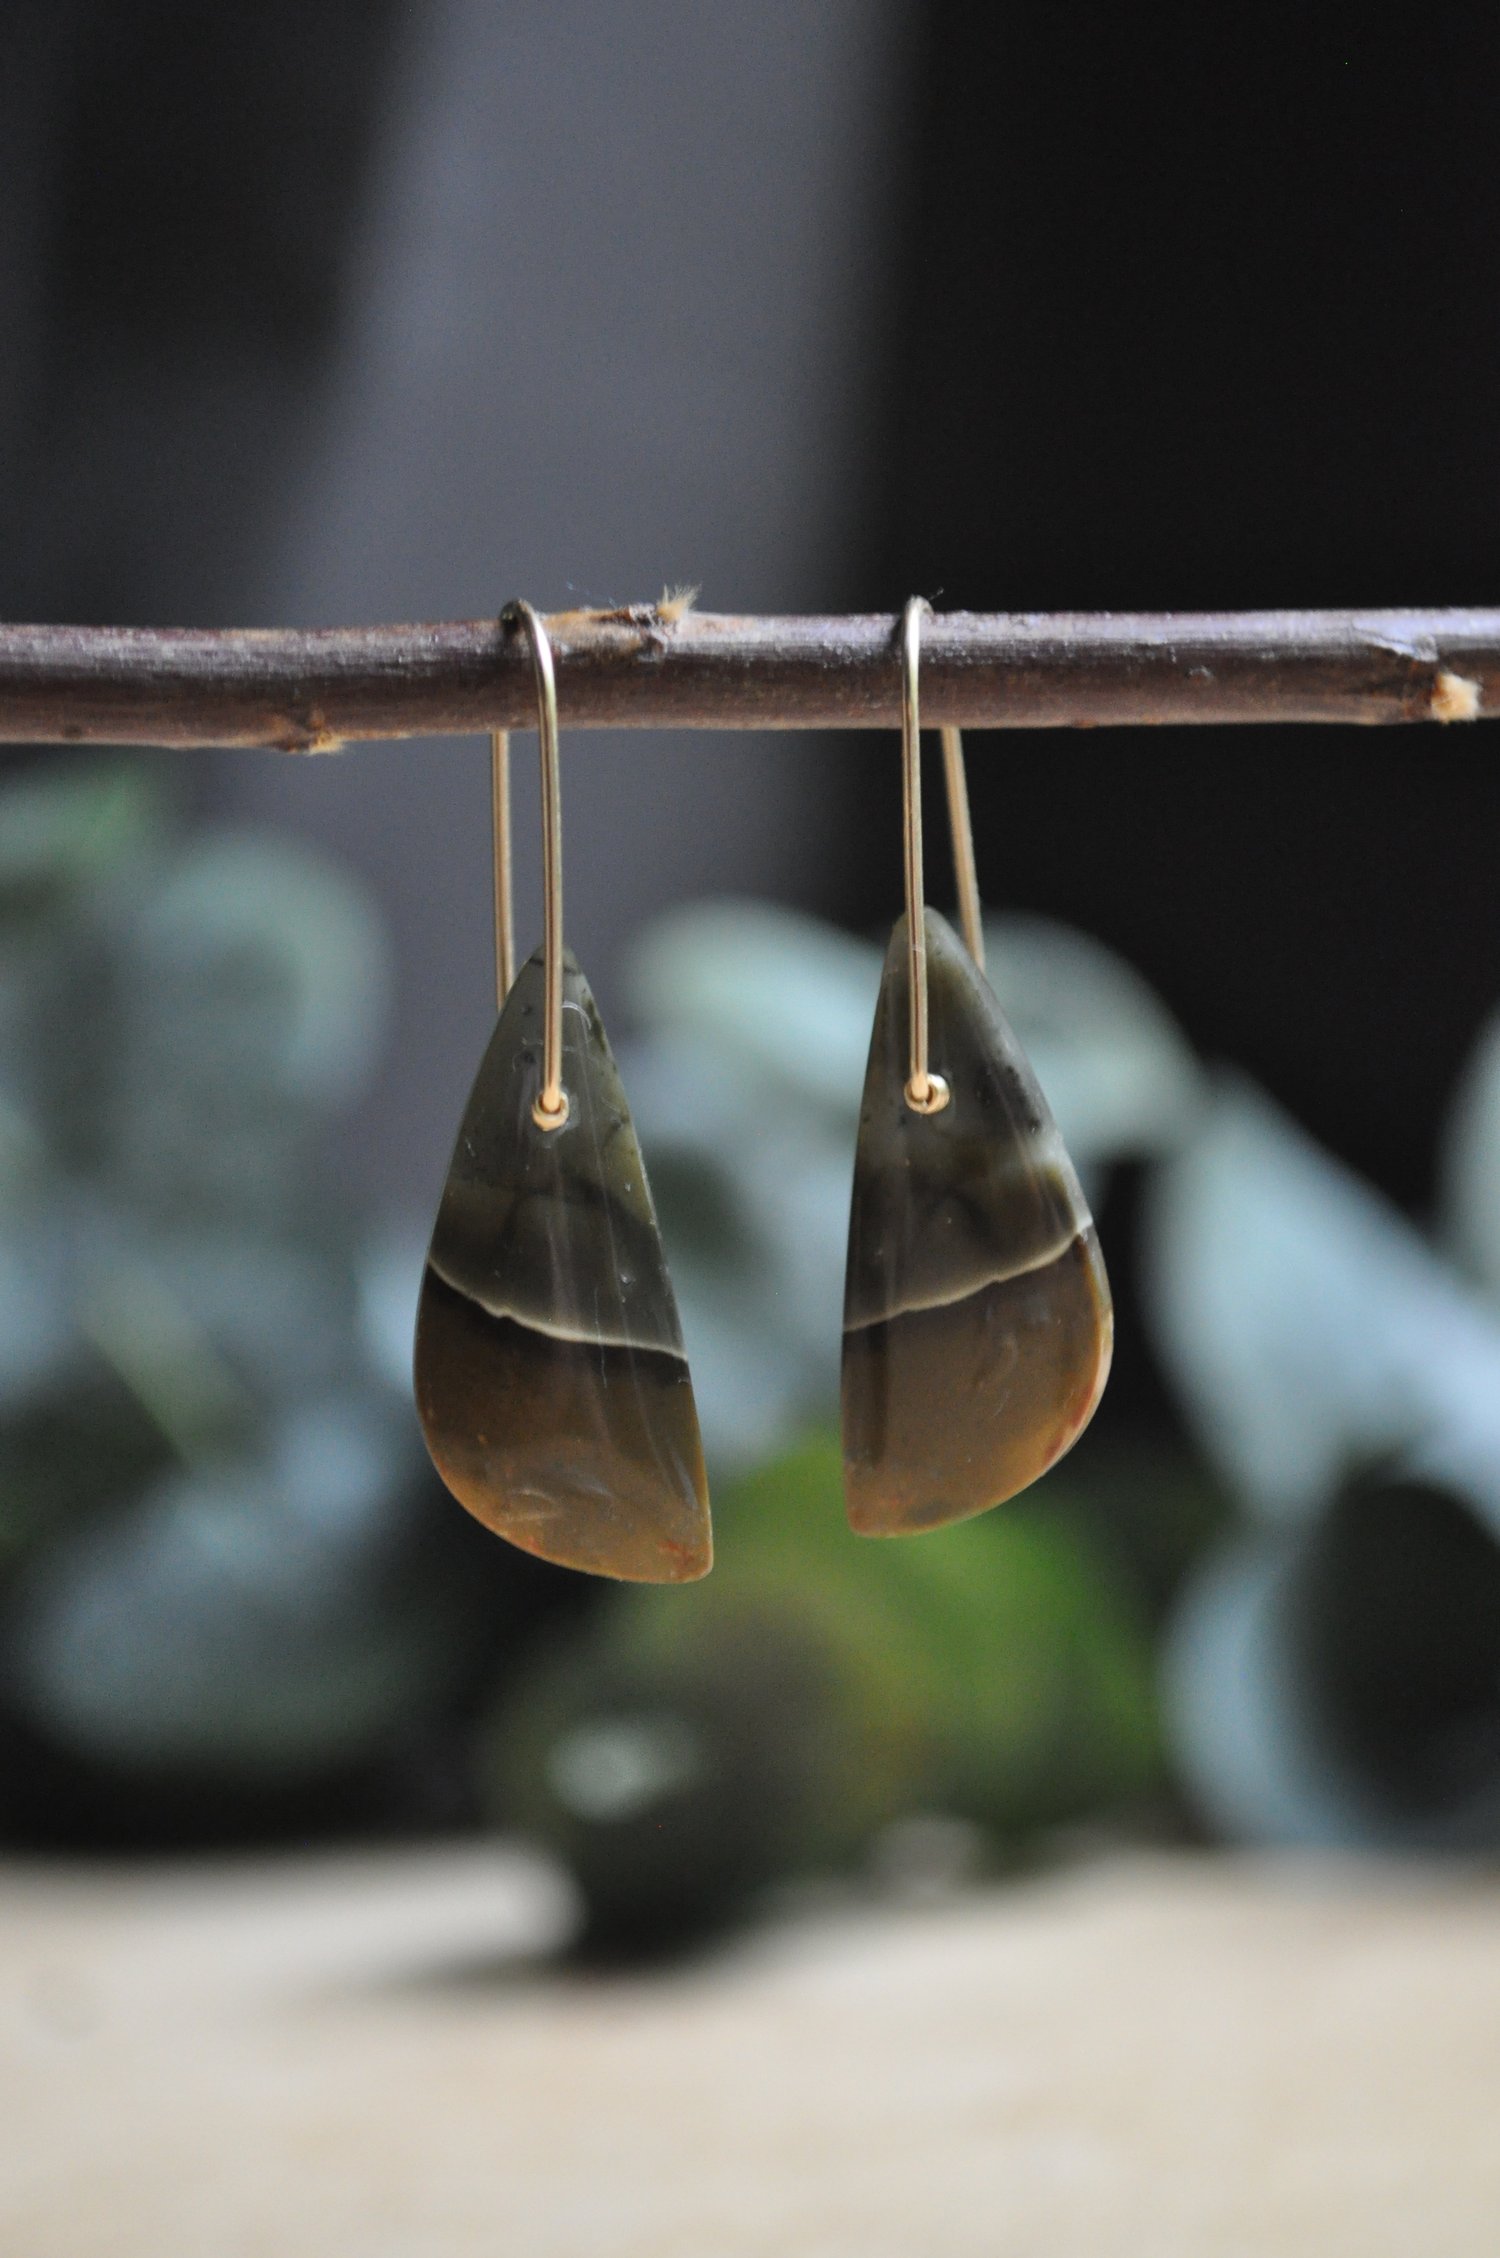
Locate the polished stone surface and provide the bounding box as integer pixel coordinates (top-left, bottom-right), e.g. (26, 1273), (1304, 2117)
(414, 947), (710, 1581)
(842, 911), (1112, 1535)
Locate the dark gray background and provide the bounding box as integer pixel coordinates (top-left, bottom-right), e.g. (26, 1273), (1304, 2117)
(4, 0), (1499, 1223)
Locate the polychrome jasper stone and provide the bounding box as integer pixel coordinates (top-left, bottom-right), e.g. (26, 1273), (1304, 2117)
(414, 946), (711, 1582)
(841, 910), (1112, 1535)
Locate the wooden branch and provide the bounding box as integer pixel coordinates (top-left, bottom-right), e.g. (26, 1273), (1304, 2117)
(0, 606), (1496, 751)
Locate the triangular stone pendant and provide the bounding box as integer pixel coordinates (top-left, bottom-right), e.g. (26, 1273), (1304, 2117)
(842, 910), (1112, 1535)
(414, 946), (711, 1582)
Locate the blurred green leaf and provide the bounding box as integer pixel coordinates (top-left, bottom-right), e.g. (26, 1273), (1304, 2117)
(0, 1374), (171, 1570)
(626, 901), (878, 1117)
(103, 831), (391, 1220)
(126, 831), (391, 1109)
(1145, 1074), (1500, 1526)
(8, 1392), (472, 1779)
(0, 766), (166, 923)
(482, 1434), (1161, 1950)
(1166, 1472), (1500, 1855)
(983, 913), (1205, 1165)
(1441, 1003), (1500, 1304)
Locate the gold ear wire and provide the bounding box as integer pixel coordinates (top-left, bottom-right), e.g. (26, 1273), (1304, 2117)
(489, 726), (514, 1007)
(899, 598), (985, 1113)
(898, 599), (943, 1112)
(939, 718), (984, 973)
(505, 601), (569, 1131)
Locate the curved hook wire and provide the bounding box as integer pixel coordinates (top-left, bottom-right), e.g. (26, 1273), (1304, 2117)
(506, 601), (569, 1129)
(489, 726), (514, 1008)
(940, 719), (985, 973)
(899, 598), (985, 1113)
(899, 599), (942, 1112)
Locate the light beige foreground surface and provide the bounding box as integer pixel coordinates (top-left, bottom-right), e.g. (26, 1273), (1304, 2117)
(1, 1847), (1497, 2257)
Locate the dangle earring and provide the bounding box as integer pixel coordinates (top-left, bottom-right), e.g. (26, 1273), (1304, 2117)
(414, 603), (712, 1582)
(840, 599), (1112, 1536)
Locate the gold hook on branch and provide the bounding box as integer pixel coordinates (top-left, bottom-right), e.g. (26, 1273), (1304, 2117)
(505, 602), (569, 1130)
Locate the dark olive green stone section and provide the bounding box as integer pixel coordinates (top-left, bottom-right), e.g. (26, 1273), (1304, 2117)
(414, 946), (710, 1582)
(841, 910), (1112, 1535)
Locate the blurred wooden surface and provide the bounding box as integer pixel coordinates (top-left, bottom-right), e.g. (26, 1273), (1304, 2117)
(1, 1847), (1497, 2255)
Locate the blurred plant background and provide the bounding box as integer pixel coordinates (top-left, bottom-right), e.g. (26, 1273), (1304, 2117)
(3, 5), (1500, 1956)
(4, 761), (1500, 1954)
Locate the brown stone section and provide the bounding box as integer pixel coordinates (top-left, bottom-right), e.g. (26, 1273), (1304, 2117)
(414, 944), (710, 1582)
(843, 1229), (1112, 1535)
(416, 1272), (710, 1583)
(841, 910), (1112, 1534)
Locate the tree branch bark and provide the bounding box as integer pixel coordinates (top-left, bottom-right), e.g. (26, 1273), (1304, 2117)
(0, 606), (1495, 750)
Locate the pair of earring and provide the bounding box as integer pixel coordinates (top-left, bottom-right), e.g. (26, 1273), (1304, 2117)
(413, 600), (1112, 1583)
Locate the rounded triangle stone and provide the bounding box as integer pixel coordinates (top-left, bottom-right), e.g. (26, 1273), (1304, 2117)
(841, 910), (1112, 1535)
(415, 946), (711, 1582)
